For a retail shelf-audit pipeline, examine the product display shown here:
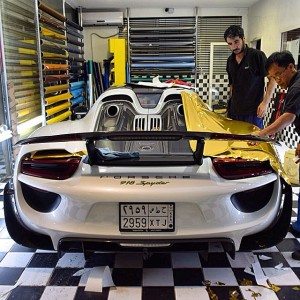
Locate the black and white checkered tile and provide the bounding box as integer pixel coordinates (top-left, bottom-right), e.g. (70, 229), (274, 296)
(1, 188), (300, 300)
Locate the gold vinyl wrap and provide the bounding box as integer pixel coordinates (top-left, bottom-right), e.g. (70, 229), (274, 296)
(181, 90), (289, 183)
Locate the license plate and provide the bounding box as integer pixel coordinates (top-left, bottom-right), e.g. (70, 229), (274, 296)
(119, 203), (175, 232)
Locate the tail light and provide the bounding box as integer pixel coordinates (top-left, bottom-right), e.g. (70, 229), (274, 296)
(212, 157), (273, 180)
(21, 155), (81, 180)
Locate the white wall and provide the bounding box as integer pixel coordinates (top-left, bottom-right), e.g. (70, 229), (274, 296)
(248, 0), (300, 56)
(83, 7), (248, 62)
(83, 26), (120, 63)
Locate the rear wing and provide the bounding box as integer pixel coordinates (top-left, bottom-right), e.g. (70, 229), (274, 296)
(16, 131), (270, 166)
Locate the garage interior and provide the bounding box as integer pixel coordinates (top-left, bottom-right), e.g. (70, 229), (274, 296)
(0, 0), (300, 299)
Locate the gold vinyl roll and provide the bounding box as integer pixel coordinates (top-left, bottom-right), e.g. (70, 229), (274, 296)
(14, 83), (38, 91)
(42, 51), (68, 58)
(7, 65), (37, 72)
(16, 100), (40, 111)
(15, 89), (39, 98)
(40, 27), (66, 40)
(18, 48), (36, 55)
(46, 101), (70, 117)
(17, 94), (40, 104)
(18, 111), (41, 124)
(41, 39), (67, 50)
(45, 92), (72, 105)
(44, 84), (69, 94)
(47, 110), (71, 125)
(22, 39), (35, 45)
(20, 70), (37, 77)
(42, 63), (68, 71)
(19, 60), (36, 66)
(17, 106), (40, 118)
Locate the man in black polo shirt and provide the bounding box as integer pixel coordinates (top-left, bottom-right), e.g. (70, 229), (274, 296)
(224, 25), (276, 128)
(254, 51), (300, 260)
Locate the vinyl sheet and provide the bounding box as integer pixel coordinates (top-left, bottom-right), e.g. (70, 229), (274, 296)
(131, 62), (195, 68)
(39, 14), (66, 31)
(16, 94), (40, 104)
(42, 63), (68, 71)
(42, 51), (68, 59)
(45, 92), (72, 105)
(46, 101), (70, 117)
(38, 1), (66, 22)
(71, 95), (84, 106)
(131, 55), (194, 61)
(17, 106), (40, 118)
(44, 74), (69, 83)
(68, 56), (85, 62)
(67, 36), (84, 47)
(7, 65), (37, 72)
(66, 18), (83, 31)
(70, 88), (83, 98)
(41, 39), (68, 50)
(181, 91), (288, 183)
(66, 27), (84, 39)
(67, 46), (84, 54)
(70, 81), (84, 89)
(15, 88), (39, 98)
(18, 48), (36, 55)
(44, 84), (69, 94)
(16, 100), (40, 111)
(46, 110), (71, 125)
(40, 27), (66, 40)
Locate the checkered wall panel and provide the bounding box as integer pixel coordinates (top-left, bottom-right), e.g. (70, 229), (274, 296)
(196, 74), (230, 102)
(264, 87), (300, 149)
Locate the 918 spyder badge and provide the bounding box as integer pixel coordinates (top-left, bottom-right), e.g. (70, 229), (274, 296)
(120, 180), (170, 186)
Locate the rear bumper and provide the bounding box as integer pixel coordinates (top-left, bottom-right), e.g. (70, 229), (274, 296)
(5, 177), (292, 256)
(58, 237), (236, 258)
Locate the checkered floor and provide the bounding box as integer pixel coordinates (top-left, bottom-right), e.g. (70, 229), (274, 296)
(1, 189), (300, 299)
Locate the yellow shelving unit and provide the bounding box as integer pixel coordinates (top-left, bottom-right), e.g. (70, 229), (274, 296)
(108, 38), (126, 86)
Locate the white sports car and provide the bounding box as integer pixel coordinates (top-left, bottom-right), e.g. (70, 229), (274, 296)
(4, 85), (292, 259)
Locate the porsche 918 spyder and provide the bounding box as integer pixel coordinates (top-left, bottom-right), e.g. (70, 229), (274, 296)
(4, 85), (292, 259)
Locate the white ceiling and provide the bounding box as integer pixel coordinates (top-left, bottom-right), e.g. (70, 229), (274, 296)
(67, 0), (260, 9)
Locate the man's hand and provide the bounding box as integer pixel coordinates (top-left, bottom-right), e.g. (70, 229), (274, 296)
(295, 143), (300, 163)
(257, 102), (268, 118)
(248, 131), (261, 146)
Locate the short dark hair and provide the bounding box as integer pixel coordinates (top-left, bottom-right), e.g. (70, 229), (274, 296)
(266, 51), (295, 71)
(224, 25), (244, 40)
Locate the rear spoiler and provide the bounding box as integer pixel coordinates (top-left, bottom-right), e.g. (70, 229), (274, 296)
(15, 131), (270, 166)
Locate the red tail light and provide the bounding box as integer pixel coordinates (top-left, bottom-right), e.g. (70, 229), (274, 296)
(21, 156), (81, 180)
(212, 157), (273, 180)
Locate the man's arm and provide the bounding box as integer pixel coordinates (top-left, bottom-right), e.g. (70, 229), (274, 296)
(257, 77), (276, 118)
(256, 112), (296, 137)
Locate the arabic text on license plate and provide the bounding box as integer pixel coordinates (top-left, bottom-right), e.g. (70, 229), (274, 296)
(119, 203), (175, 232)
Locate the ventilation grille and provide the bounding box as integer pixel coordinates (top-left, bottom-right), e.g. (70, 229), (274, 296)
(148, 115), (161, 131)
(133, 115), (162, 131)
(133, 115), (147, 131)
